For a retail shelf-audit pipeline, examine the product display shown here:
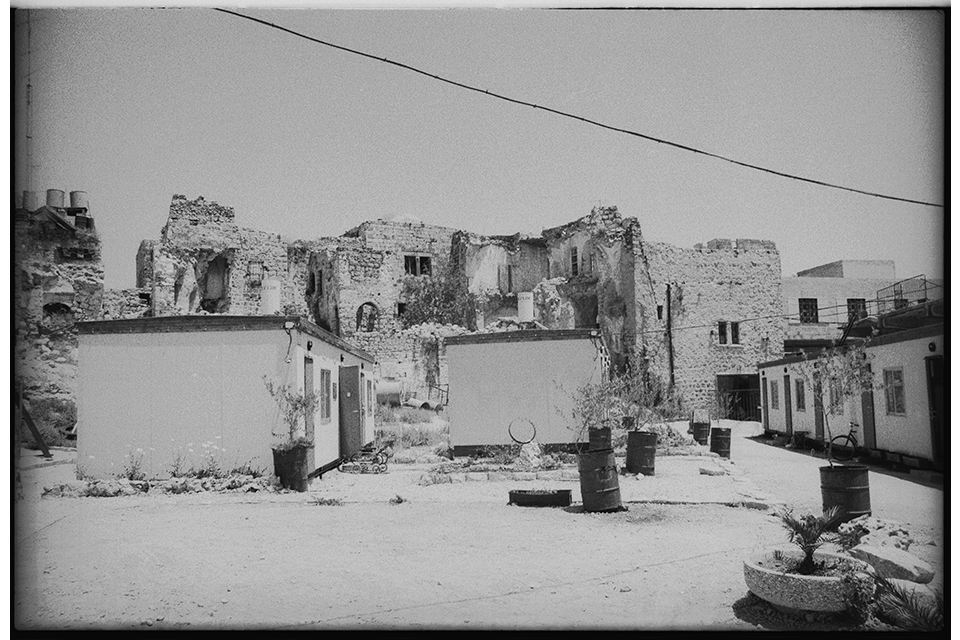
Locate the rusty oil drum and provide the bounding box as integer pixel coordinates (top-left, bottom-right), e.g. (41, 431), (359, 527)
(709, 427), (732, 459)
(820, 464), (871, 525)
(578, 449), (622, 513)
(691, 421), (710, 445)
(625, 430), (658, 475)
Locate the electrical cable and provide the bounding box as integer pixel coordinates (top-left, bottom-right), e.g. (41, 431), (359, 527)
(214, 8), (943, 209)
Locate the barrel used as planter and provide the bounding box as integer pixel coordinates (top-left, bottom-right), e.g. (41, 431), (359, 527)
(820, 464), (871, 525)
(691, 420), (710, 445)
(272, 446), (310, 492)
(588, 427), (612, 452)
(626, 430), (658, 475)
(710, 427), (732, 459)
(508, 489), (572, 508)
(578, 449), (622, 513)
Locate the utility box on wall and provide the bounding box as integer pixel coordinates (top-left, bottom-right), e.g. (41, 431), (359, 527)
(76, 315), (375, 480)
(445, 329), (608, 454)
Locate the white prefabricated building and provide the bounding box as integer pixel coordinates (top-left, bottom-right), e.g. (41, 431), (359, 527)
(445, 329), (608, 454)
(76, 316), (376, 480)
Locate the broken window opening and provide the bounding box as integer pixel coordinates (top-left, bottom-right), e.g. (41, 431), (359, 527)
(798, 298), (819, 323)
(306, 272), (316, 297)
(42, 302), (74, 332)
(418, 256), (431, 276)
(718, 321), (728, 345)
(356, 302), (379, 332)
(199, 255), (230, 313)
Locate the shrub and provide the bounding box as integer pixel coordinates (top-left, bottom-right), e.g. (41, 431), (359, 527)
(473, 444), (520, 466)
(777, 505), (842, 575)
(120, 451), (146, 481)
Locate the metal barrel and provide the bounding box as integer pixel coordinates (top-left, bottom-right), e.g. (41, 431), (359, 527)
(588, 427), (612, 452)
(691, 421), (710, 445)
(710, 427), (732, 459)
(820, 465), (871, 525)
(626, 430), (658, 475)
(578, 449), (622, 513)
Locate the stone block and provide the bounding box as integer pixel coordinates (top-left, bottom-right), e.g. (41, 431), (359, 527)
(512, 472), (537, 481)
(535, 470), (564, 481)
(699, 466), (727, 476)
(486, 472), (510, 482)
(465, 472), (488, 482)
(849, 545), (935, 584)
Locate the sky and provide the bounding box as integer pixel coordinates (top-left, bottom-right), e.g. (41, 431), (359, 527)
(11, 7), (946, 290)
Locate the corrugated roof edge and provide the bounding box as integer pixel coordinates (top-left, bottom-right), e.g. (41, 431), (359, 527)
(75, 315), (375, 363)
(445, 329), (601, 346)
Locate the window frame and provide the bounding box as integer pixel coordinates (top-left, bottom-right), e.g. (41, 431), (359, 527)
(795, 378), (806, 412)
(718, 321), (728, 345)
(570, 246), (579, 277)
(798, 298), (819, 324)
(770, 380), (779, 410)
(883, 368), (906, 415)
(320, 369), (332, 423)
(847, 298), (867, 323)
(730, 321), (740, 345)
(403, 253), (433, 277)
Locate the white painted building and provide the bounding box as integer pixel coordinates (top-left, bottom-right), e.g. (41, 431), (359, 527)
(76, 315), (376, 480)
(758, 323), (944, 470)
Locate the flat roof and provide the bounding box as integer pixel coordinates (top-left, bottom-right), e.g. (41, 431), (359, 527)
(76, 315), (375, 362)
(445, 328), (601, 346)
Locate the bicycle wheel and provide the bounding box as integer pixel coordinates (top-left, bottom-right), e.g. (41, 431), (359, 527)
(829, 435), (855, 462)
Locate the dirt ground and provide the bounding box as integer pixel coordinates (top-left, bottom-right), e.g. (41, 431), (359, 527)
(13, 421), (944, 631)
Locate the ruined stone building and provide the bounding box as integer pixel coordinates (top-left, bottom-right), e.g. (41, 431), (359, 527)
(14, 189), (105, 434)
(16, 191), (790, 442)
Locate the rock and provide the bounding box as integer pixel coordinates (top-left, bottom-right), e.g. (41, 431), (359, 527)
(699, 466), (726, 476)
(516, 441), (543, 470)
(849, 545), (935, 583)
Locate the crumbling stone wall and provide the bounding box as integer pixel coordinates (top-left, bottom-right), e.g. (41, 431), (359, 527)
(101, 288), (151, 320)
(14, 192), (105, 438)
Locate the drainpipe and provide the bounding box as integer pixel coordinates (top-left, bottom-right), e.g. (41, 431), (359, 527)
(666, 284), (675, 388)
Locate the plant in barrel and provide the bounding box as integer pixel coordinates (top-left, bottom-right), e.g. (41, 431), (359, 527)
(263, 376), (320, 491)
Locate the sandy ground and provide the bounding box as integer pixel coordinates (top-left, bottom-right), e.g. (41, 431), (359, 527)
(12, 420), (944, 631)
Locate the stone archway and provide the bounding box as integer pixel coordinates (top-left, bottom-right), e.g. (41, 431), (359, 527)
(356, 302), (379, 333)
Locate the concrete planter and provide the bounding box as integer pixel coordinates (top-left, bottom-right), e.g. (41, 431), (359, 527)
(743, 548), (871, 613)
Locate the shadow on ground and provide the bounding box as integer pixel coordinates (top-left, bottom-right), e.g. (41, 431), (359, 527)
(731, 592), (863, 631)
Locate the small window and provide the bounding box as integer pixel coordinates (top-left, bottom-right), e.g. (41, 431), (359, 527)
(847, 298), (867, 323)
(795, 379), (806, 412)
(828, 378), (842, 411)
(570, 247), (579, 277)
(657, 305), (663, 320)
(884, 368), (905, 415)
(404, 254), (431, 276)
(366, 379), (374, 415)
(247, 260), (263, 284)
(320, 369), (332, 423)
(397, 302), (407, 317)
(360, 374), (366, 416)
(718, 321), (728, 345)
(730, 322), (740, 345)
(404, 255), (418, 275)
(798, 298), (819, 323)
(771, 381), (779, 410)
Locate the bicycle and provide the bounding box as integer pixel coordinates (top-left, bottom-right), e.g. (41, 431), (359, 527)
(828, 421), (861, 463)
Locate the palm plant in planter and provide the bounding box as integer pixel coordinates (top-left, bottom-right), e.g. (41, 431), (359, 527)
(743, 505), (875, 615)
(264, 377), (320, 492)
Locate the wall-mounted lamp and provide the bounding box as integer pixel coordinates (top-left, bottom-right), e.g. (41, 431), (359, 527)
(928, 342), (937, 352)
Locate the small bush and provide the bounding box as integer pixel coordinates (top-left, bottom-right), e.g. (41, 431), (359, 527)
(121, 452), (146, 481)
(230, 462), (266, 478)
(473, 444), (521, 466)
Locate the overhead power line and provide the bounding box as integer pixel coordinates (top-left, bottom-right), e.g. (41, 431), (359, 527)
(215, 9), (943, 209)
